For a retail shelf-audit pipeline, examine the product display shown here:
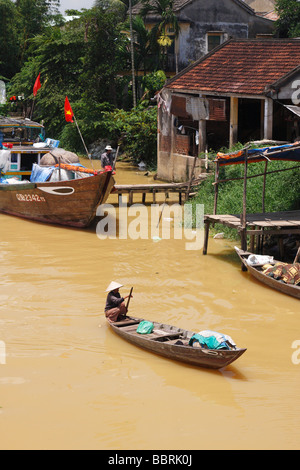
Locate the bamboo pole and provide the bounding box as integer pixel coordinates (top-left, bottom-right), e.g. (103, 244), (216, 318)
(240, 149), (248, 258)
(260, 160), (269, 252)
(186, 155), (198, 201)
(129, 0), (136, 108)
(73, 115), (94, 169)
(58, 156), (61, 181)
(213, 160), (219, 215)
(112, 145), (120, 171)
(262, 160), (267, 213)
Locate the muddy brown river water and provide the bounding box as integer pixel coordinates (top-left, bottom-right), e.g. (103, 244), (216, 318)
(0, 161), (299, 450)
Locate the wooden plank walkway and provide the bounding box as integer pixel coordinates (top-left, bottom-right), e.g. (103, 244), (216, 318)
(112, 175), (208, 204)
(203, 210), (300, 255)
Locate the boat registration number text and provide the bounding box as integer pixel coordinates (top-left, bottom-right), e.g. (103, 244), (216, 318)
(16, 193), (46, 203)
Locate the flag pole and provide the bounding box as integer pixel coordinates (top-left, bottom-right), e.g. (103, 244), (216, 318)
(30, 98), (35, 120)
(31, 73), (41, 120)
(73, 114), (94, 170)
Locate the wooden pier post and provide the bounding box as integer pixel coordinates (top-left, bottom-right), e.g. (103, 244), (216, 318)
(129, 191), (133, 205)
(240, 149), (248, 269)
(203, 219), (210, 255)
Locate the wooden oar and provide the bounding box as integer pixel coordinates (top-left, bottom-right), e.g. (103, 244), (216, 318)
(126, 287), (133, 312)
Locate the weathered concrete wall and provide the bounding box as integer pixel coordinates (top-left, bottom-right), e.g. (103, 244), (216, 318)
(157, 90), (207, 182)
(157, 150), (203, 182)
(176, 0), (274, 69)
(275, 72), (300, 101)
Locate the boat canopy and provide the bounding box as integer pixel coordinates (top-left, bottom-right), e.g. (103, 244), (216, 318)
(216, 141), (300, 166)
(0, 116), (44, 129)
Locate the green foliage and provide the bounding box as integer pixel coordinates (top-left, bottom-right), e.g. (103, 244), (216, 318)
(275, 0), (300, 37)
(8, 24), (86, 136)
(75, 8), (128, 107)
(141, 70), (166, 101)
(121, 15), (160, 74)
(102, 106), (158, 167)
(59, 100), (114, 152)
(0, 0), (20, 78)
(4, 2), (160, 161)
(189, 154), (300, 238)
(140, 0), (180, 70)
(0, 104), (10, 115)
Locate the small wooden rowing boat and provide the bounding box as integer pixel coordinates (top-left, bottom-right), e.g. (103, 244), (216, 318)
(107, 316), (246, 369)
(235, 247), (300, 299)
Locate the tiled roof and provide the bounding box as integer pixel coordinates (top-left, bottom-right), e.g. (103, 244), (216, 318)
(166, 39), (300, 96)
(132, 0), (255, 15)
(256, 10), (279, 21)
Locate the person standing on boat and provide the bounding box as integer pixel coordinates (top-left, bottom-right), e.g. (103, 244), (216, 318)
(101, 145), (114, 169)
(104, 281), (132, 322)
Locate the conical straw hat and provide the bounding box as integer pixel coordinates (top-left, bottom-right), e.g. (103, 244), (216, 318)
(105, 281), (123, 292)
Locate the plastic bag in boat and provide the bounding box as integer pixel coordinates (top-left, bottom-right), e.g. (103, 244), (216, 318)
(0, 150), (10, 173)
(189, 330), (236, 350)
(247, 254), (274, 266)
(30, 163), (55, 182)
(136, 321), (154, 334)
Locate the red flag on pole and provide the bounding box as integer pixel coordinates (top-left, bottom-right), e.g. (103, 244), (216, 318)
(64, 96), (74, 122)
(33, 73), (41, 97)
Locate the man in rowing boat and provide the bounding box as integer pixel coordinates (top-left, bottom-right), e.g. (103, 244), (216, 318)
(101, 145), (114, 169)
(104, 281), (132, 322)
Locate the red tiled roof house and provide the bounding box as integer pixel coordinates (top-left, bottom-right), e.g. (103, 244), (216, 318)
(157, 38), (300, 181)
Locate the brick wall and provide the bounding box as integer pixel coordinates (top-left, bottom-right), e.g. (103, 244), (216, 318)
(160, 134), (172, 153)
(175, 134), (190, 155)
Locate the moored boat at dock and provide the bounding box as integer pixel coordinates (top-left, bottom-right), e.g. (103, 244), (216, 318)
(235, 246), (300, 299)
(0, 116), (115, 227)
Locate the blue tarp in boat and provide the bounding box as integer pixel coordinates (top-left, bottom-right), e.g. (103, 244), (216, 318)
(189, 330), (236, 350)
(30, 163), (55, 182)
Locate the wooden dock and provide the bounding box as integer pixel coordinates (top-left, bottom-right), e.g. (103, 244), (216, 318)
(112, 175), (208, 204)
(203, 210), (300, 256)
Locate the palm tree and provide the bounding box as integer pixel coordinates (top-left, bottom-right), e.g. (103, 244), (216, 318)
(129, 0), (136, 107)
(140, 0), (180, 71)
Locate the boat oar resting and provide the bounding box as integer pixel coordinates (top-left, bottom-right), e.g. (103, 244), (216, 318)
(107, 315), (246, 369)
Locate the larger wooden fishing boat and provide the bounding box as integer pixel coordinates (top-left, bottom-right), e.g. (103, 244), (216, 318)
(0, 116), (115, 227)
(235, 247), (300, 299)
(107, 316), (246, 369)
(0, 166), (114, 227)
